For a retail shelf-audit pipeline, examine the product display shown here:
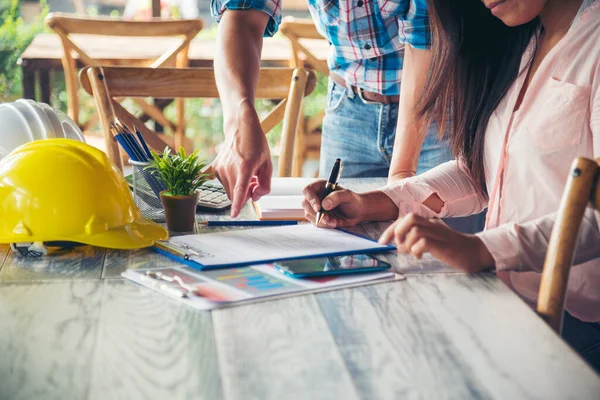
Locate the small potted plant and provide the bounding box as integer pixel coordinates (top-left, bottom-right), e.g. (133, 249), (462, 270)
(147, 147), (209, 233)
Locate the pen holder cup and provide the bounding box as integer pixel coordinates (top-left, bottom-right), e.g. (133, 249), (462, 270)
(129, 160), (167, 222)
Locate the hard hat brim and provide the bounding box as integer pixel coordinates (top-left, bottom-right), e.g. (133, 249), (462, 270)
(69, 216), (169, 249)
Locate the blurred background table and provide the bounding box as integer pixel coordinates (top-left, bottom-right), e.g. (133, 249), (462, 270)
(19, 33), (330, 103)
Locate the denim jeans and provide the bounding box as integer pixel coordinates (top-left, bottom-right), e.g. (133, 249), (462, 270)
(319, 79), (485, 234)
(562, 312), (600, 375)
(319, 80), (452, 178)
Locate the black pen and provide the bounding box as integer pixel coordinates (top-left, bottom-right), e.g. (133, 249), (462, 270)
(316, 158), (343, 227)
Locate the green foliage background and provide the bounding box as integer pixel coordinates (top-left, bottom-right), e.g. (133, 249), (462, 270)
(0, 0), (48, 102)
(0, 2), (327, 171)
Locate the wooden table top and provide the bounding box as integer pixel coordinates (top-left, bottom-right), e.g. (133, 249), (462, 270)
(19, 33), (330, 69)
(1, 178), (599, 399)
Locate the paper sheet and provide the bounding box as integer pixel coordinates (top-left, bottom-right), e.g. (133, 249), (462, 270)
(255, 195), (305, 218)
(254, 178), (315, 219)
(162, 224), (394, 269)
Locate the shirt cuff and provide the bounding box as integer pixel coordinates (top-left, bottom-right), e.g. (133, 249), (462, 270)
(396, 0), (431, 49)
(476, 224), (523, 272)
(380, 180), (440, 219)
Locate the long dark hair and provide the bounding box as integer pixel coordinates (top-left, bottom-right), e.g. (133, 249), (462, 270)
(419, 1), (539, 195)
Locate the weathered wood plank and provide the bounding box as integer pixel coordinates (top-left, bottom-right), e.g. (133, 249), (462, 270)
(102, 248), (181, 278)
(87, 280), (223, 400)
(212, 295), (360, 400)
(0, 245), (105, 282)
(316, 279), (494, 400)
(317, 275), (600, 400)
(409, 274), (600, 399)
(0, 244), (9, 273)
(0, 281), (103, 400)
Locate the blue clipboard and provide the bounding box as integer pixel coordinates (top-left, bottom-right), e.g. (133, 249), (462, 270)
(152, 228), (395, 271)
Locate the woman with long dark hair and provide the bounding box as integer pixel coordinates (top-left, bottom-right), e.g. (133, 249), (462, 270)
(302, 0), (600, 369)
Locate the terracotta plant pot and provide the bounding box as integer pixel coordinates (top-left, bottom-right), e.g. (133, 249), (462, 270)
(160, 191), (199, 233)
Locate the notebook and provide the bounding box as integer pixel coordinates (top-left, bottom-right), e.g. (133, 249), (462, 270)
(253, 178), (315, 220)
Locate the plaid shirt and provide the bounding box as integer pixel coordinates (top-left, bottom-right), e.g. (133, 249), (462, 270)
(211, 0), (430, 95)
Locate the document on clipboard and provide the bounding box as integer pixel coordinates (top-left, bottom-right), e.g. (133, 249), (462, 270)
(154, 224), (394, 270)
(122, 263), (400, 311)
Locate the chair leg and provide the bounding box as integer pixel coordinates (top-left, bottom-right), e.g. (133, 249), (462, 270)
(538, 157), (598, 333)
(292, 116), (307, 177)
(279, 69), (309, 177)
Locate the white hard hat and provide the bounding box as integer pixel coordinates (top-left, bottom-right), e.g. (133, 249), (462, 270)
(0, 99), (84, 160)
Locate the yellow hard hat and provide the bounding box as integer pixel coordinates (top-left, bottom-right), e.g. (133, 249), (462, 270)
(0, 139), (168, 249)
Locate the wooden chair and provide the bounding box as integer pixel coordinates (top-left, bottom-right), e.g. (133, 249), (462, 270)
(280, 17), (328, 177)
(79, 66), (317, 176)
(45, 12), (202, 149)
(538, 157), (600, 333)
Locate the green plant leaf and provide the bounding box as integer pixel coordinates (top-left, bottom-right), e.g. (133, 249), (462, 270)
(145, 146), (209, 196)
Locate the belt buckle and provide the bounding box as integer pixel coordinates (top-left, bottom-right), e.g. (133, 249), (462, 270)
(357, 87), (380, 105)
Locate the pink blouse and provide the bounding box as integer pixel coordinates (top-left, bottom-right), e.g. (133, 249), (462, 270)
(381, 2), (600, 322)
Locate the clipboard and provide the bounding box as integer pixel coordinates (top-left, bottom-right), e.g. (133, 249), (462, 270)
(122, 264), (404, 311)
(153, 224), (395, 271)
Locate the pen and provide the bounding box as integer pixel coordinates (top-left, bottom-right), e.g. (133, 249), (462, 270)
(316, 158), (342, 227)
(197, 220), (299, 226)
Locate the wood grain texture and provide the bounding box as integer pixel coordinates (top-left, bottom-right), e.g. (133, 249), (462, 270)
(212, 295), (360, 400)
(95, 67), (296, 99)
(46, 13), (203, 37)
(316, 278), (495, 400)
(278, 69), (309, 177)
(318, 274), (600, 400)
(412, 274), (600, 399)
(102, 248), (181, 278)
(0, 244), (9, 273)
(87, 280), (223, 400)
(0, 245), (104, 282)
(20, 35), (329, 68)
(0, 281), (103, 400)
(538, 157), (598, 332)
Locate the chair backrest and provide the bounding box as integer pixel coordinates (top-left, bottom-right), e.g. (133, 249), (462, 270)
(538, 157), (600, 333)
(79, 66), (317, 176)
(45, 13), (203, 128)
(279, 17), (329, 75)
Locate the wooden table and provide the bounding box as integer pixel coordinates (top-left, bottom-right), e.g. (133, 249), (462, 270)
(1, 179), (599, 400)
(18, 33), (330, 103)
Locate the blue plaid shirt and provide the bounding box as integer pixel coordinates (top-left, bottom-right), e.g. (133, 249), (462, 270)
(211, 0), (430, 95)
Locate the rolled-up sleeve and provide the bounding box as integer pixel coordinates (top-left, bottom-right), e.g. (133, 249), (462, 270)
(211, 0), (282, 37)
(397, 0), (430, 49)
(380, 160), (488, 219)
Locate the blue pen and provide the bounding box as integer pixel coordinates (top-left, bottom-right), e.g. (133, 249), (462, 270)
(197, 220), (299, 226)
(134, 126), (153, 159)
(124, 131), (147, 161)
(115, 120), (146, 161)
(114, 134), (138, 161)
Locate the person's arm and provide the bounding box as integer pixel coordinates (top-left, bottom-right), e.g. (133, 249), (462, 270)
(211, 1), (281, 217)
(381, 160), (488, 219)
(388, 0), (435, 182)
(388, 45), (432, 181)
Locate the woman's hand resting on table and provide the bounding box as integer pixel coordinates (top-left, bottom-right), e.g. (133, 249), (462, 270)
(302, 180), (399, 228)
(378, 213), (495, 273)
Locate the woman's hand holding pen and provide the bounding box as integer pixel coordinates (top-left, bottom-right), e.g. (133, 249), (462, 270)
(302, 180), (365, 228)
(302, 180), (398, 228)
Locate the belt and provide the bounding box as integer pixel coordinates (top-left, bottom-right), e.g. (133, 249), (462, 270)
(330, 73), (400, 104)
